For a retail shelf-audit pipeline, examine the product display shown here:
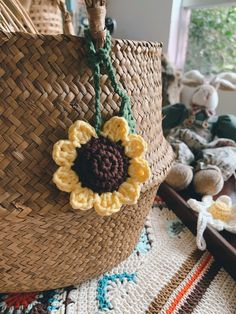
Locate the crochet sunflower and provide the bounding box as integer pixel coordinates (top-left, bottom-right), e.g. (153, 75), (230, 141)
(52, 116), (151, 216)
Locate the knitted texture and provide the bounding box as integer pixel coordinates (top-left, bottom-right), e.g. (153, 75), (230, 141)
(188, 195), (236, 250)
(52, 117), (151, 216)
(72, 137), (130, 193)
(85, 30), (136, 134)
(1, 197), (236, 313)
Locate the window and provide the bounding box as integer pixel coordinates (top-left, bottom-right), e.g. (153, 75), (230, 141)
(168, 0), (236, 74)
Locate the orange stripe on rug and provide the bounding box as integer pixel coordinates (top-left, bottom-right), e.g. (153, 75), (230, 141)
(165, 253), (212, 314)
(146, 249), (204, 314)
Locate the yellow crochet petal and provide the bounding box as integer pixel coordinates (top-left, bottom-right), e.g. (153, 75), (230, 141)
(118, 178), (140, 205)
(53, 167), (78, 193)
(208, 201), (232, 222)
(52, 140), (76, 167)
(69, 120), (97, 147)
(94, 192), (122, 216)
(128, 158), (151, 183)
(102, 116), (129, 142)
(70, 184), (94, 210)
(124, 134), (147, 158)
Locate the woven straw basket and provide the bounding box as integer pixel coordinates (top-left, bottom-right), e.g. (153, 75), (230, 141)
(0, 0), (173, 292)
(29, 0), (74, 35)
(0, 0), (38, 33)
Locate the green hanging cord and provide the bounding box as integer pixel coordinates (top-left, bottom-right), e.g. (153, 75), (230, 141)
(92, 63), (102, 134)
(84, 30), (102, 134)
(85, 30), (136, 134)
(98, 33), (136, 133)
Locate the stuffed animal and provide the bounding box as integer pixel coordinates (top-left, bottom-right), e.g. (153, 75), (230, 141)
(163, 70), (236, 195)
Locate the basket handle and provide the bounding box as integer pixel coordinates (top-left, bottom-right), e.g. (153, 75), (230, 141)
(58, 0), (107, 47)
(56, 0), (75, 35)
(22, 0), (106, 42)
(10, 0), (107, 41)
(85, 0), (107, 48)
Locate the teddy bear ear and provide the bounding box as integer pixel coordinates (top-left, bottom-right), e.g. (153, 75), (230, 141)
(211, 72), (236, 91)
(182, 70), (205, 87)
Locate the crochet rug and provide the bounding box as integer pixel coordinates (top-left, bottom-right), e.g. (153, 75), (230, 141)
(1, 196), (236, 314)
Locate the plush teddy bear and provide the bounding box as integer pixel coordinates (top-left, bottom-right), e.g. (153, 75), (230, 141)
(163, 70), (236, 195)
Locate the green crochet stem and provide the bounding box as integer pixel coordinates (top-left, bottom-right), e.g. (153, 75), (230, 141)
(85, 30), (136, 134)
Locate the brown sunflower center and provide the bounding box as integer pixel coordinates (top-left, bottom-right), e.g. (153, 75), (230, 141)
(72, 137), (130, 194)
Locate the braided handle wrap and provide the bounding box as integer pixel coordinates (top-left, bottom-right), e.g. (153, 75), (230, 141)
(52, 0), (106, 40)
(85, 0), (107, 48)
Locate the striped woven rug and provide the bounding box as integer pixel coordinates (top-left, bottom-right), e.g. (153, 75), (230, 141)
(0, 196), (236, 314)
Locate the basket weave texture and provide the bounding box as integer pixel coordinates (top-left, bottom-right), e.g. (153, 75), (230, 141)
(29, 0), (64, 34)
(0, 31), (174, 292)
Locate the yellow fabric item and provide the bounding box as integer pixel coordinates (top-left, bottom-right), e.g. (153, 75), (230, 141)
(70, 184), (95, 211)
(69, 120), (97, 147)
(52, 117), (151, 216)
(102, 116), (129, 142)
(53, 167), (78, 193)
(208, 201), (232, 222)
(52, 140), (76, 167)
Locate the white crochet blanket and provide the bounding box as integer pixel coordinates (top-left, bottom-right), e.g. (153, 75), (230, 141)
(0, 197), (235, 314)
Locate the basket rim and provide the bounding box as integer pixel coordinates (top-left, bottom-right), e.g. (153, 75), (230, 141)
(0, 29), (163, 49)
